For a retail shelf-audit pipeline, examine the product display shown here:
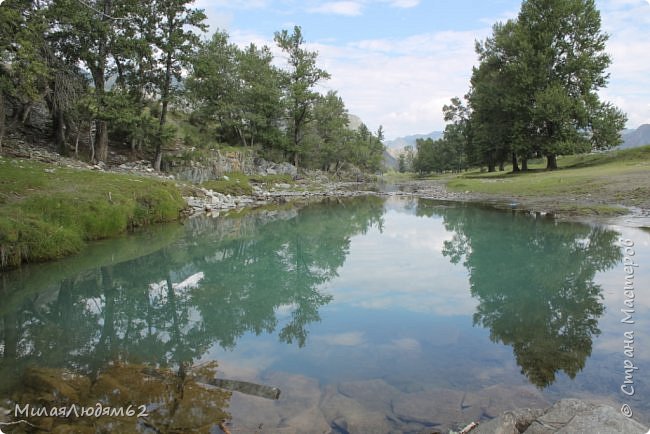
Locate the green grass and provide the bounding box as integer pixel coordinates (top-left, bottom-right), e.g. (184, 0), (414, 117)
(448, 146), (650, 196)
(0, 157), (186, 269)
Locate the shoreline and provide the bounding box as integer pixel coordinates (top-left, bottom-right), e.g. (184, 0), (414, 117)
(2, 143), (649, 271)
(185, 177), (650, 231)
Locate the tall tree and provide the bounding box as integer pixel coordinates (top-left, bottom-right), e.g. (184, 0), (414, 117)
(235, 43), (284, 149)
(274, 26), (330, 168)
(311, 90), (350, 171)
(151, 0), (206, 171)
(0, 0), (51, 151)
(469, 20), (527, 172)
(51, 0), (131, 162)
(468, 0), (626, 171)
(186, 31), (238, 144)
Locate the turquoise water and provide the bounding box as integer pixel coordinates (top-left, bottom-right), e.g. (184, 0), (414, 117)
(1, 197), (649, 433)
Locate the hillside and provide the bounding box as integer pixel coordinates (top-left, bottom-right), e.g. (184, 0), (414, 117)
(620, 124), (650, 149)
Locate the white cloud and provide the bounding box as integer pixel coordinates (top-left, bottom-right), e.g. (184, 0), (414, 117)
(196, 0), (649, 137)
(310, 29), (484, 137)
(309, 1), (364, 16)
(313, 331), (366, 346)
(597, 0), (650, 127)
(384, 0), (420, 8)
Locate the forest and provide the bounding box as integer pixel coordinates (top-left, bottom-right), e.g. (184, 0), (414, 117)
(0, 0), (385, 173)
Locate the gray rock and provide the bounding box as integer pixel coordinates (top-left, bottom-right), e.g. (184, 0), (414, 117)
(473, 399), (649, 434)
(527, 399), (648, 434)
(473, 408), (546, 434)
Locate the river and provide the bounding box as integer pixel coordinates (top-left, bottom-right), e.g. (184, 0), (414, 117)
(1, 196), (648, 433)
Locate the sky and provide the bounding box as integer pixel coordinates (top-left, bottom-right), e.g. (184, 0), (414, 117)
(193, 0), (650, 140)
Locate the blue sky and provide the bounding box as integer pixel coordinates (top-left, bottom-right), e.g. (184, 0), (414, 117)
(194, 0), (650, 140)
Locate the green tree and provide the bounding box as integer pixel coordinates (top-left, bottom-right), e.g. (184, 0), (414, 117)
(398, 153), (406, 173)
(469, 20), (525, 172)
(0, 0), (51, 152)
(151, 0), (206, 171)
(110, 1), (159, 153)
(518, 0), (619, 169)
(50, 0), (132, 162)
(311, 90), (351, 171)
(468, 0), (626, 171)
(274, 26), (331, 167)
(236, 43), (285, 149)
(187, 31), (240, 144)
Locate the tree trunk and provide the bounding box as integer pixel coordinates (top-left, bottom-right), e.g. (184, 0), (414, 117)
(153, 140), (163, 172)
(75, 127), (81, 158)
(90, 61), (109, 162)
(236, 126), (247, 147)
(54, 109), (67, 155)
(498, 161), (505, 171)
(522, 157), (528, 171)
(89, 121), (95, 163)
(155, 28), (174, 172)
(511, 152), (520, 172)
(0, 92), (5, 153)
(20, 102), (32, 125)
(95, 120), (108, 162)
(546, 153), (558, 170)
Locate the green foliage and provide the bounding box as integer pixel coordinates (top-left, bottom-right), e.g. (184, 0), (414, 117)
(0, 158), (185, 269)
(2, 3), (385, 174)
(398, 154), (406, 173)
(187, 32), (284, 150)
(439, 0), (628, 173)
(413, 137), (462, 174)
(274, 26), (331, 167)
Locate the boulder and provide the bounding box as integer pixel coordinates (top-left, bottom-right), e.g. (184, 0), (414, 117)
(473, 399), (649, 434)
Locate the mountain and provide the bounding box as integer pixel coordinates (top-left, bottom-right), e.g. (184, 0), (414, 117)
(383, 151), (398, 170)
(344, 114), (397, 170)
(347, 114), (364, 131)
(384, 131), (444, 152)
(619, 124), (650, 149)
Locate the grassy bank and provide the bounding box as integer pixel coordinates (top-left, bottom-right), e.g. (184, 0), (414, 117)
(0, 157), (185, 269)
(446, 146), (650, 215)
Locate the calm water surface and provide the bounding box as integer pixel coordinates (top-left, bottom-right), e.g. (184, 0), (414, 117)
(1, 197), (649, 433)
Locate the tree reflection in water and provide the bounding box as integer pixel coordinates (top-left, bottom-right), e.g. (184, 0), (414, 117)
(419, 202), (622, 388)
(0, 197), (385, 432)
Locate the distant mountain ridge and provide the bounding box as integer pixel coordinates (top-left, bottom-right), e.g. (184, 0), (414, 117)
(620, 124), (650, 149)
(384, 131), (444, 155)
(381, 124), (649, 154)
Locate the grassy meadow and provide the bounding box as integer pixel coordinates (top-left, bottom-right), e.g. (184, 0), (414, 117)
(0, 157), (185, 269)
